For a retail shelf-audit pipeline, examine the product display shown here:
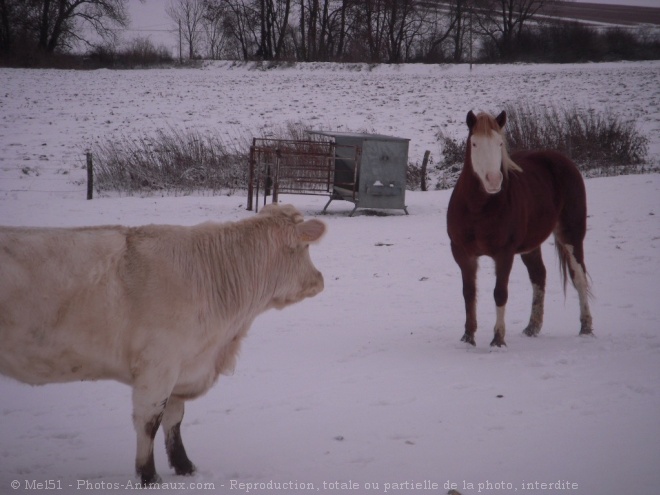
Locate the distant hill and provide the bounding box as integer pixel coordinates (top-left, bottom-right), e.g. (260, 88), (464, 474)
(542, 1), (660, 26)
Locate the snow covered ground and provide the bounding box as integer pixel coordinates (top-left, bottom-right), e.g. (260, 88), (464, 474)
(0, 62), (659, 494)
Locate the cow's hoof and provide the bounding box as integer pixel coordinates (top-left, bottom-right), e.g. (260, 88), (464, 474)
(461, 333), (476, 346)
(174, 462), (196, 476)
(140, 473), (162, 486)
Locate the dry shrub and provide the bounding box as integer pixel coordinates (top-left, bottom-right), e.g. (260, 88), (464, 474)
(434, 130), (466, 189)
(91, 128), (248, 195)
(91, 121), (335, 196)
(503, 102), (649, 172)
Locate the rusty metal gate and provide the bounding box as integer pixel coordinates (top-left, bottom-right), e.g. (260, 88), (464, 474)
(247, 137), (360, 212)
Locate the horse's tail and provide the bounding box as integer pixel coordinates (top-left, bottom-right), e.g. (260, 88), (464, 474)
(554, 232), (592, 298)
(554, 238), (571, 296)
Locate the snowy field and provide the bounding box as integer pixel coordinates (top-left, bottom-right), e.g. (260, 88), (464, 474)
(0, 62), (659, 495)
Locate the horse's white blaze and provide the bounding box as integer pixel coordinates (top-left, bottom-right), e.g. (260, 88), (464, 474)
(471, 131), (504, 194)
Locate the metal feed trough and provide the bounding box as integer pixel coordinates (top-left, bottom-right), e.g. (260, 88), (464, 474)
(247, 131), (409, 216)
(311, 131), (410, 216)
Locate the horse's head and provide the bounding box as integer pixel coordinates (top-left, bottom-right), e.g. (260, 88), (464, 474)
(466, 110), (520, 194)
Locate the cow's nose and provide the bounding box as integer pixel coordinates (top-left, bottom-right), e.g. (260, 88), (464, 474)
(310, 270), (324, 295)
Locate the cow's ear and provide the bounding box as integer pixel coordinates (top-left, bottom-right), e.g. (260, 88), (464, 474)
(297, 219), (326, 244)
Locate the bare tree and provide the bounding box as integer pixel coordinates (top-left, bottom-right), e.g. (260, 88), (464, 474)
(167, 0), (207, 59)
(299, 0), (325, 61)
(385, 0), (421, 63)
(361, 0), (387, 62)
(473, 0), (553, 59)
(256, 0), (292, 60)
(446, 0), (474, 62)
(333, 0), (352, 60)
(297, 0), (353, 61)
(0, 0), (26, 54)
(0, 0), (132, 55)
(211, 0), (292, 61)
(201, 0), (230, 58)
(212, 0), (259, 60)
(417, 0), (474, 63)
(351, 0), (426, 63)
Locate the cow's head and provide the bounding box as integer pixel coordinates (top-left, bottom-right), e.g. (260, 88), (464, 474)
(258, 204), (326, 309)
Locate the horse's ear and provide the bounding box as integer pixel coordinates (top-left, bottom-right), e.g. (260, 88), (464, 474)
(466, 111), (477, 130)
(496, 111), (507, 129)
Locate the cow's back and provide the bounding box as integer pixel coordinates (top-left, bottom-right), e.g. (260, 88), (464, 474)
(0, 226), (132, 385)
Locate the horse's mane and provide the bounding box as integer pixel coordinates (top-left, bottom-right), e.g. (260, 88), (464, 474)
(471, 112), (522, 175)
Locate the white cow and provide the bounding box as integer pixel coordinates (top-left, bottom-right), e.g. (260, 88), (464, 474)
(0, 204), (326, 485)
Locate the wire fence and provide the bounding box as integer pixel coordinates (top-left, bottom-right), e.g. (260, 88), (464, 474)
(0, 162), (87, 196)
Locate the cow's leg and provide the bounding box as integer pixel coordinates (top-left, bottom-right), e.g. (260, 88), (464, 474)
(132, 370), (177, 485)
(491, 253), (515, 347)
(520, 247), (546, 337)
(133, 395), (166, 485)
(162, 396), (196, 476)
(451, 242), (478, 346)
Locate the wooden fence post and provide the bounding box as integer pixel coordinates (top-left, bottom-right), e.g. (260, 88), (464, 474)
(86, 152), (93, 200)
(247, 142), (254, 210)
(421, 150), (430, 192)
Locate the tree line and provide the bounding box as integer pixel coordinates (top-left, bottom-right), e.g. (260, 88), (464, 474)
(173, 0), (560, 63)
(1, 0), (658, 67)
(167, 0), (659, 63)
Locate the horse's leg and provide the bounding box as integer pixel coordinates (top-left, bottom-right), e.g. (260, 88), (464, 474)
(573, 244), (593, 335)
(556, 235), (594, 336)
(491, 253), (515, 347)
(451, 242), (478, 346)
(162, 396), (196, 476)
(520, 247), (546, 337)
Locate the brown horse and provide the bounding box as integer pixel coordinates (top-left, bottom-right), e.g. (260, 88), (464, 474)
(447, 111), (594, 347)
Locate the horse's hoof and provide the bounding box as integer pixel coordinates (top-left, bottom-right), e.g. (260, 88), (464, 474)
(580, 321), (594, 336)
(523, 325), (540, 337)
(579, 329), (595, 337)
(461, 333), (476, 346)
(490, 337), (507, 347)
